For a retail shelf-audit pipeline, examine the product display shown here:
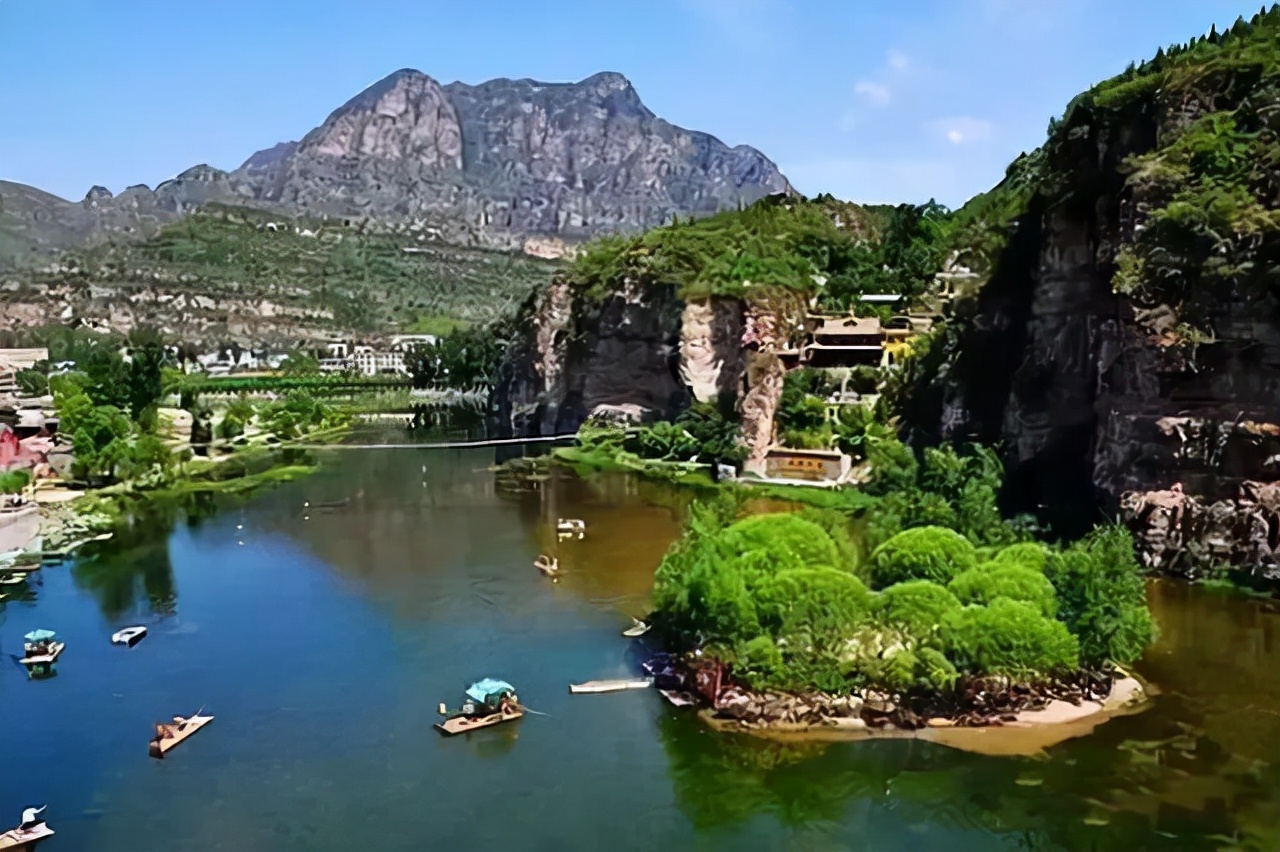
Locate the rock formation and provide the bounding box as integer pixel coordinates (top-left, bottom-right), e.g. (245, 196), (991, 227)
(1, 69), (790, 271)
(904, 50), (1280, 579)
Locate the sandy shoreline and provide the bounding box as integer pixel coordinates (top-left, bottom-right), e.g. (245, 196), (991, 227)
(699, 676), (1151, 757)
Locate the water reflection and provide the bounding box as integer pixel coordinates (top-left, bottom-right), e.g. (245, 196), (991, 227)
(68, 498), (213, 621)
(655, 582), (1280, 851)
(12, 430), (1276, 852)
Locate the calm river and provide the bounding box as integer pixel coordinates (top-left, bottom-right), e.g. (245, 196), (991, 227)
(2, 435), (1277, 851)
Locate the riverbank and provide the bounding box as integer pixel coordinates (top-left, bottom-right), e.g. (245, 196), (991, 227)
(14, 424), (350, 562)
(698, 676), (1149, 757)
(644, 652), (1151, 757)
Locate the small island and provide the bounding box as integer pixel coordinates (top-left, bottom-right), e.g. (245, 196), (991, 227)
(634, 439), (1157, 757)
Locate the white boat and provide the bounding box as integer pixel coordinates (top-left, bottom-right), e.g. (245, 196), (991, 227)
(569, 678), (653, 694)
(533, 554), (559, 577)
(622, 618), (651, 638)
(556, 518), (586, 540)
(111, 626), (147, 646)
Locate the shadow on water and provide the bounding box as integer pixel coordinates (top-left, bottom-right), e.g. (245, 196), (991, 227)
(70, 492), (232, 622)
(656, 580), (1280, 851)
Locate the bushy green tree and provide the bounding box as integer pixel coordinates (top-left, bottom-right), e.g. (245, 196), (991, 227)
(949, 565), (1058, 618)
(875, 579), (963, 637)
(0, 470), (31, 494)
(1045, 525), (1156, 667)
(869, 525), (977, 588)
(991, 542), (1050, 573)
(941, 598), (1080, 678)
(721, 513), (841, 571)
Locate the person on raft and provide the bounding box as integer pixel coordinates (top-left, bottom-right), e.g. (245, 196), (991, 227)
(18, 805), (46, 831)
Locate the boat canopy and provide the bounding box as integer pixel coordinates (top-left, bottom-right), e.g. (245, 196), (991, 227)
(466, 678), (516, 703)
(24, 629), (57, 642)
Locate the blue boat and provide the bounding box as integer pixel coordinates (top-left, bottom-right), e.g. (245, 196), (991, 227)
(435, 679), (522, 736)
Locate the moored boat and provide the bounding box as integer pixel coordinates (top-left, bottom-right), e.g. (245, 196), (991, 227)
(569, 678), (653, 694)
(533, 554), (559, 578)
(111, 626), (147, 646)
(149, 711), (214, 758)
(435, 679), (523, 736)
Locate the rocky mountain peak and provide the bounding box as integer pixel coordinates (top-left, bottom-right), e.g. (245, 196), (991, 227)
(298, 68), (462, 168)
(83, 185), (113, 206)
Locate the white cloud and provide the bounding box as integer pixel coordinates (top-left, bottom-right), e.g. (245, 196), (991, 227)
(886, 49), (910, 72)
(854, 80), (890, 106)
(932, 116), (993, 145)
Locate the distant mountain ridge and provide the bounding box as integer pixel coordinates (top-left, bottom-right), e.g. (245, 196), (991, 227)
(0, 69), (791, 269)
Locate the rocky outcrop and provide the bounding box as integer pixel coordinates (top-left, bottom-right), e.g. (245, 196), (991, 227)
(909, 86), (1280, 579)
(495, 285), (764, 438)
(495, 281), (691, 436)
(1121, 481), (1280, 579)
(678, 298), (744, 405)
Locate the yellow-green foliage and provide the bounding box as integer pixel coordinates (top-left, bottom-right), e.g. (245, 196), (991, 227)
(869, 525), (978, 589)
(948, 565), (1058, 618)
(720, 513), (841, 571)
(990, 542), (1050, 573)
(560, 194), (947, 309)
(940, 598), (1080, 678)
(874, 580), (962, 637)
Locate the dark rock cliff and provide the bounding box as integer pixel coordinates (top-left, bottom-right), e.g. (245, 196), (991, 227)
(907, 87), (1280, 578)
(494, 281), (690, 436)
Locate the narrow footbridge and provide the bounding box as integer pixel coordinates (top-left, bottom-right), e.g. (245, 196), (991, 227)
(291, 434), (578, 450)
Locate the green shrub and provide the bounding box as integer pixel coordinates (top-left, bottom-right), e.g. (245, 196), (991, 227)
(0, 469), (31, 494)
(755, 568), (873, 638)
(737, 635), (785, 687)
(869, 525), (977, 589)
(1046, 525), (1156, 667)
(875, 580), (963, 637)
(795, 508), (859, 575)
(948, 565), (1058, 618)
(941, 598), (1080, 678)
(991, 542), (1050, 573)
(861, 646), (960, 694)
(721, 513), (840, 570)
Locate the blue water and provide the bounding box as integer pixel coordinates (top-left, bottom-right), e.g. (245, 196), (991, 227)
(2, 446), (1277, 851)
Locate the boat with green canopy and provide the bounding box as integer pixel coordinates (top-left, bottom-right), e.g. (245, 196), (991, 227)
(435, 678), (523, 736)
(19, 629), (64, 679)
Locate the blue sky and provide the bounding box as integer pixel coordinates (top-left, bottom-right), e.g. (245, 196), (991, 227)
(0, 0), (1260, 208)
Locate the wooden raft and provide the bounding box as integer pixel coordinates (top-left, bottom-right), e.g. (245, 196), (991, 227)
(149, 714), (214, 758)
(18, 642), (64, 667)
(434, 707), (523, 736)
(0, 824), (55, 851)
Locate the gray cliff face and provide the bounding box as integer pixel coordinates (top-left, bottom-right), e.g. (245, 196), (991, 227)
(494, 287), (749, 438)
(495, 281), (690, 437)
(910, 103), (1280, 579)
(233, 69), (791, 236)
